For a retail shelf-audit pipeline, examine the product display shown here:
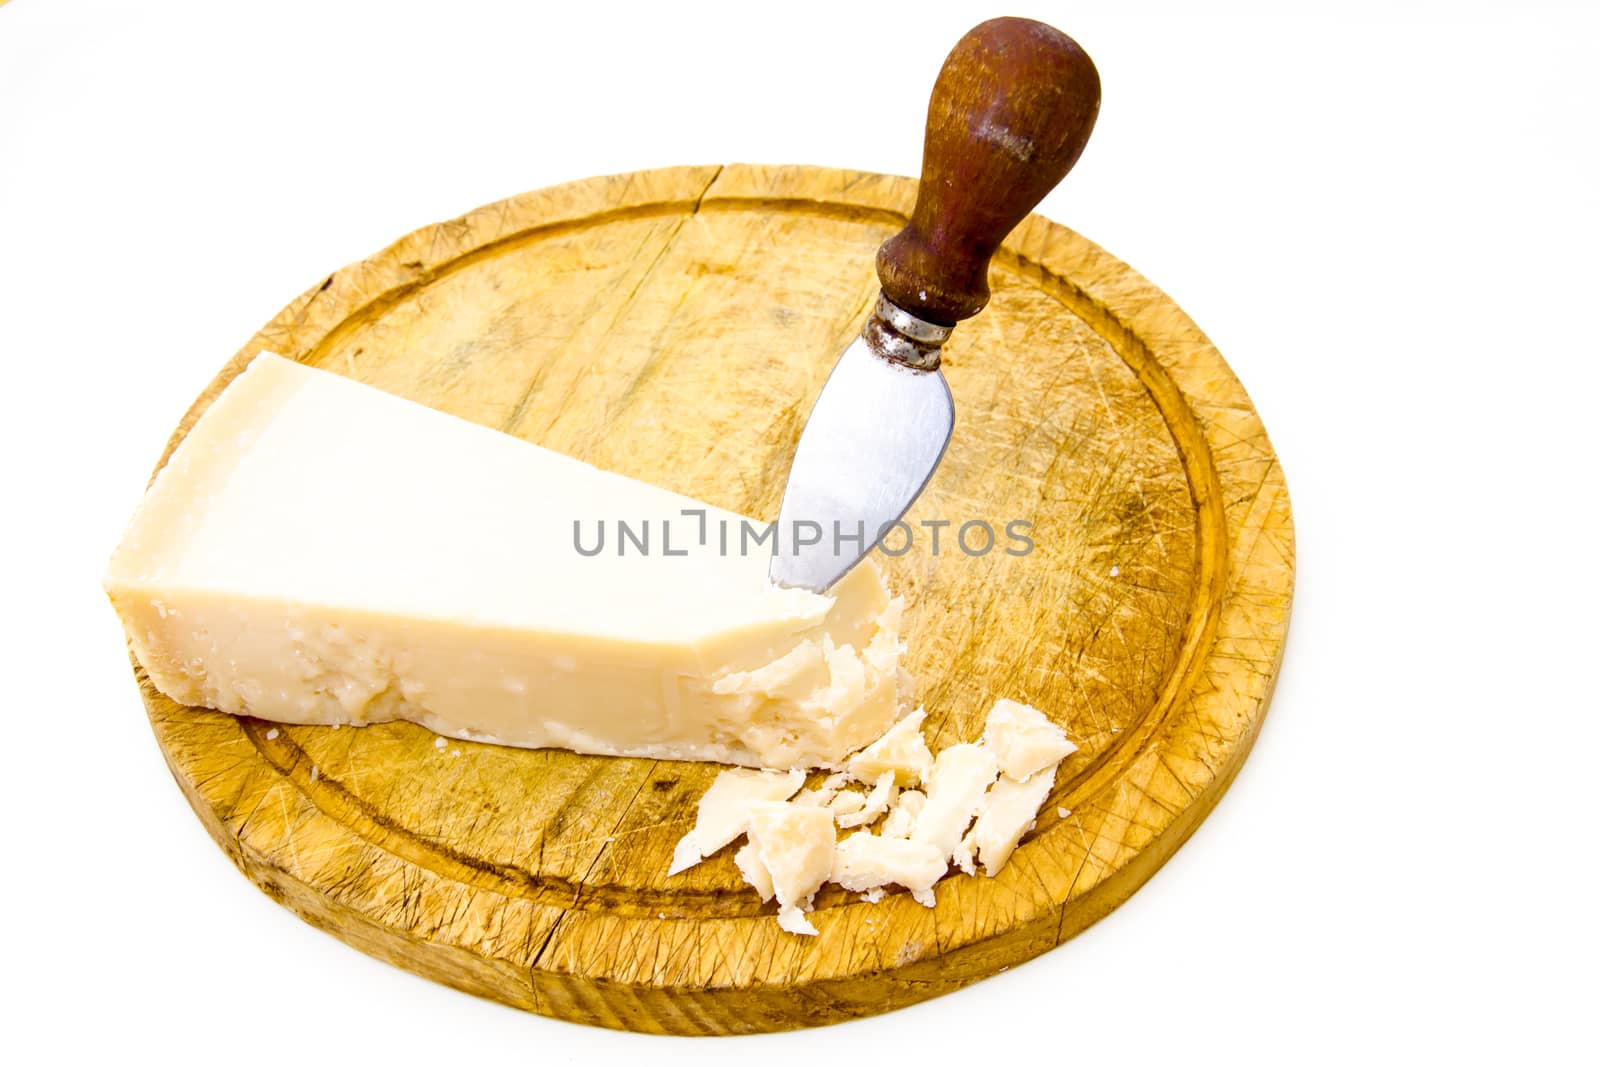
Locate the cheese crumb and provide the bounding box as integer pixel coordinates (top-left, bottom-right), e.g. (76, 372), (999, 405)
(778, 906), (820, 937)
(847, 707), (934, 786)
(264, 727), (280, 741)
(837, 771), (898, 829)
(833, 832), (947, 907)
(952, 828), (978, 876)
(982, 698), (1077, 781)
(744, 802), (835, 937)
(912, 743), (999, 859)
(669, 768), (804, 874)
(792, 770), (852, 808)
(828, 789), (867, 817)
(973, 770), (1057, 875)
(880, 788), (926, 839)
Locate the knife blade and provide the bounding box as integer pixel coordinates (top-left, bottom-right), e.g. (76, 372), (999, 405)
(769, 17), (1101, 592)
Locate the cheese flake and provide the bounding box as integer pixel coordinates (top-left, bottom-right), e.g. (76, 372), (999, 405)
(952, 828), (978, 877)
(745, 801), (836, 936)
(847, 707), (934, 786)
(733, 842), (774, 901)
(828, 789), (867, 817)
(880, 788), (926, 839)
(911, 743), (999, 859)
(666, 693), (1082, 934)
(792, 770), (852, 808)
(668, 767), (804, 874)
(836, 771), (898, 829)
(832, 831), (948, 907)
(981, 698), (1077, 781)
(972, 769), (1057, 875)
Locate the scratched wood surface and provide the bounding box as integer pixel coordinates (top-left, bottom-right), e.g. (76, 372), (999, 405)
(134, 164), (1294, 1033)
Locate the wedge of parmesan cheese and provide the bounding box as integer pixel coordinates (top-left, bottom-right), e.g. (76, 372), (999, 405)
(742, 802), (836, 936)
(832, 832), (947, 907)
(981, 698), (1077, 780)
(911, 743), (999, 859)
(104, 353), (912, 770)
(668, 768), (803, 874)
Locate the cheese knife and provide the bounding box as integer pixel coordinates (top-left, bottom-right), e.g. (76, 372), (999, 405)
(769, 17), (1100, 592)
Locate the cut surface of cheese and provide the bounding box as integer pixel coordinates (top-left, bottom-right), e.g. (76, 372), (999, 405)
(105, 353), (911, 769)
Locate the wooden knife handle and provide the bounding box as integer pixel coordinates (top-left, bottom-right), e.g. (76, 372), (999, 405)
(877, 18), (1101, 326)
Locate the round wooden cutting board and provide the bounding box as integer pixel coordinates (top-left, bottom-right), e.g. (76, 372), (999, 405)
(136, 164), (1294, 1034)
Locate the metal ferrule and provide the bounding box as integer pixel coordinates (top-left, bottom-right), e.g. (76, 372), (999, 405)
(862, 291), (952, 371)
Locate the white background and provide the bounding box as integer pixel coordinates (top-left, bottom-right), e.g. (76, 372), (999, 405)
(3, 0), (1596, 1061)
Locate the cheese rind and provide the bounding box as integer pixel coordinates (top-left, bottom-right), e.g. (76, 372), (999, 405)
(104, 354), (912, 769)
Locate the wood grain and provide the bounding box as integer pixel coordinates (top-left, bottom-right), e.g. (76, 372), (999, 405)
(132, 164), (1294, 1033)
